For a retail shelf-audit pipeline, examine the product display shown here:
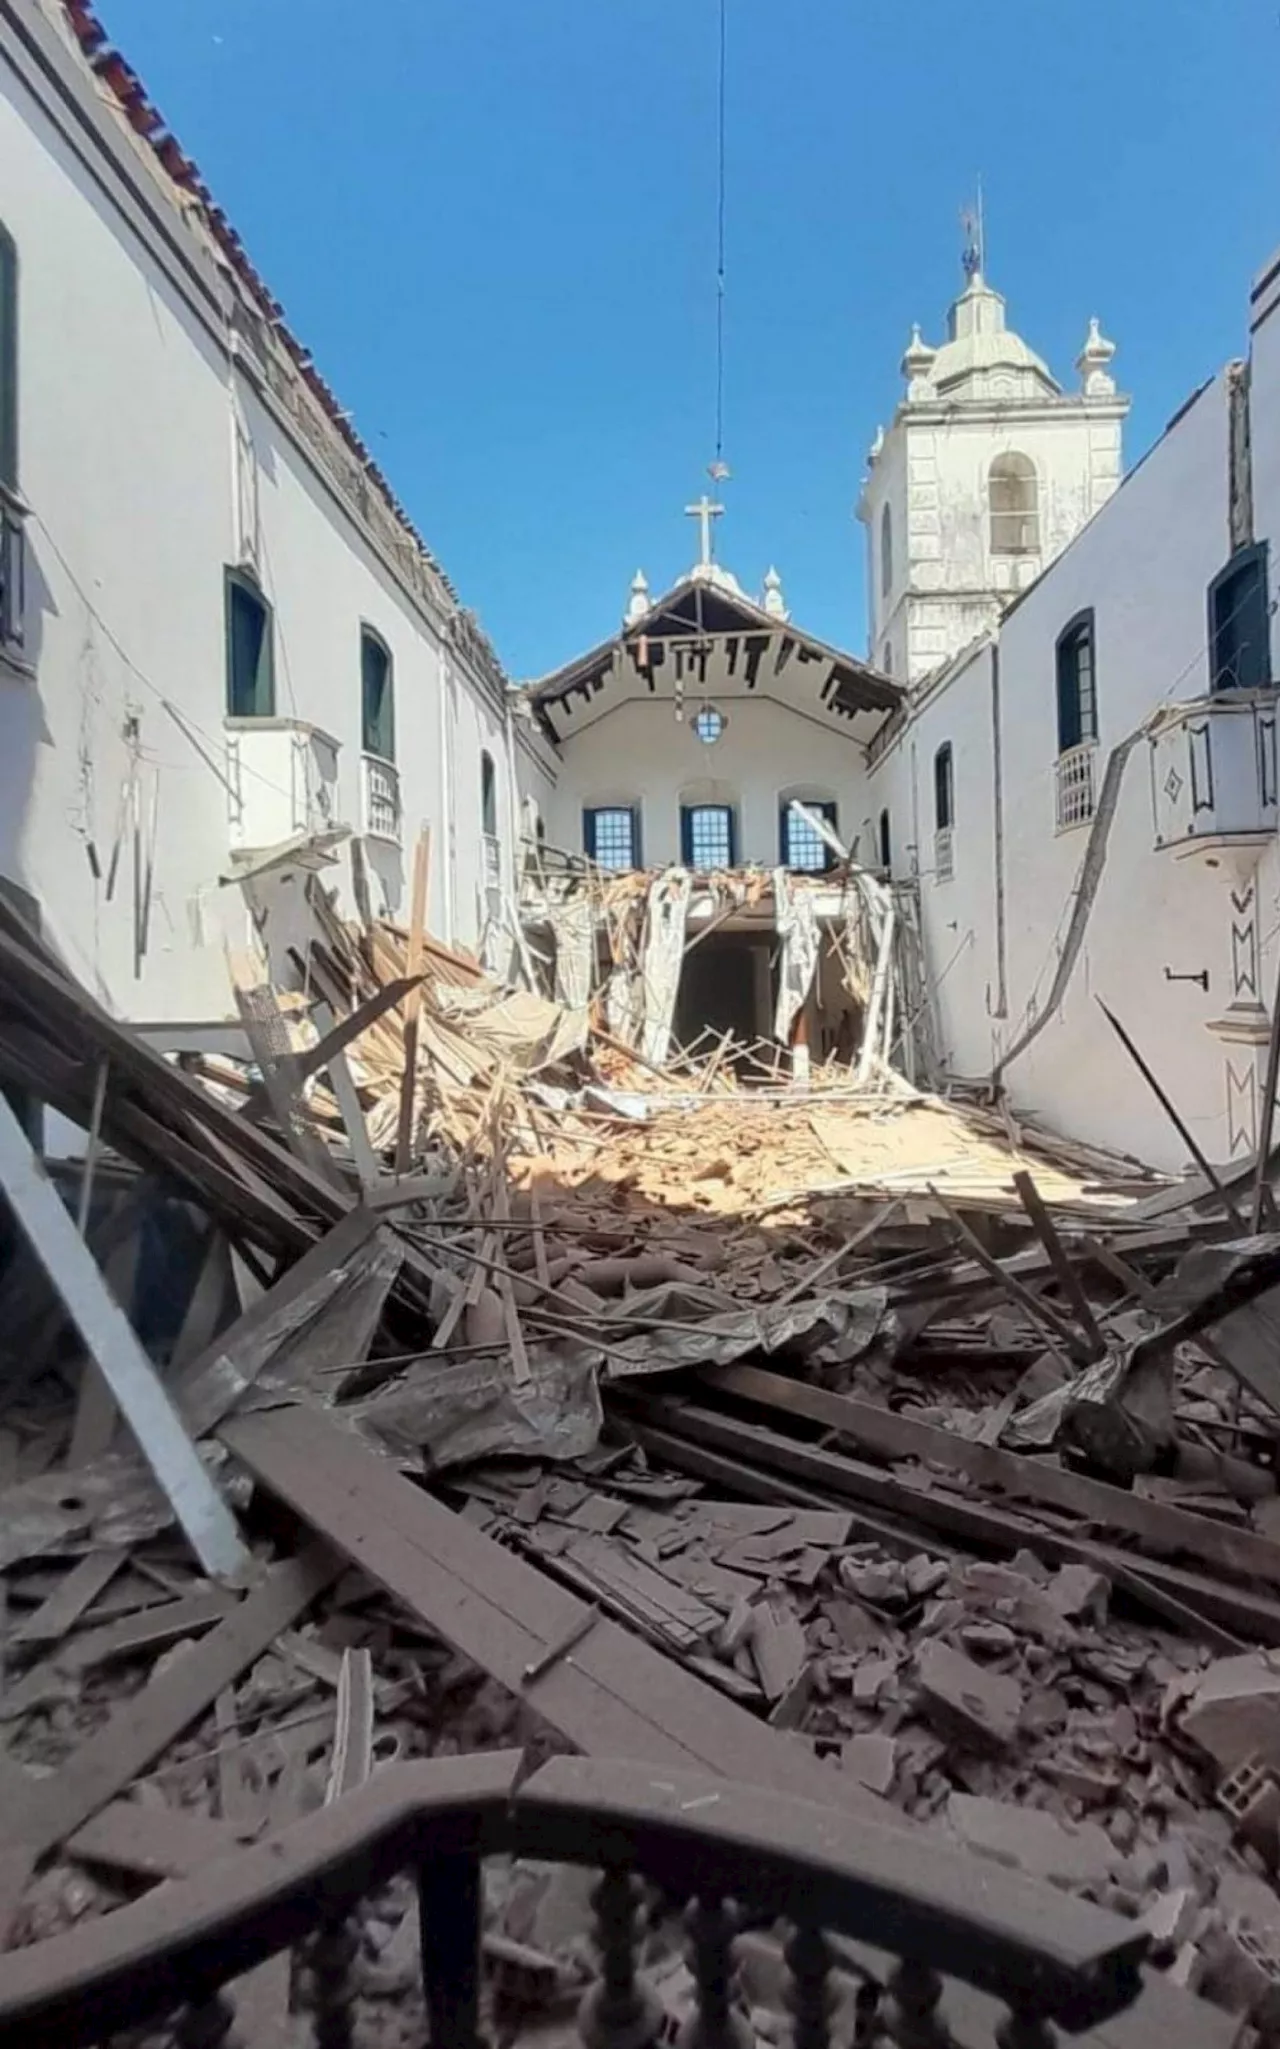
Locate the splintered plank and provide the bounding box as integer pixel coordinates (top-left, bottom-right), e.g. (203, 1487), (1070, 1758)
(394, 827), (432, 1175)
(221, 1405), (882, 1817)
(0, 1091), (248, 1582)
(66, 1800), (251, 1881)
(10, 1550), (125, 1645)
(1, 1544), (341, 1942)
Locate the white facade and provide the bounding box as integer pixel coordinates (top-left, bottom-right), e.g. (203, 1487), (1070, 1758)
(0, 0), (548, 1021)
(858, 270), (1128, 685)
(873, 301), (1280, 1172)
(527, 559), (896, 877)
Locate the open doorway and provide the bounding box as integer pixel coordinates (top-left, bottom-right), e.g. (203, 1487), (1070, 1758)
(673, 933), (773, 1058)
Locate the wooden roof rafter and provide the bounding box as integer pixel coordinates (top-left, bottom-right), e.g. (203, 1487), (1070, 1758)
(524, 573), (900, 746)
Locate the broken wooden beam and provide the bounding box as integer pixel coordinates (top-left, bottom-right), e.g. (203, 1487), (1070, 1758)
(1010, 1170), (1106, 1354)
(618, 1391), (1280, 1646)
(0, 1092), (249, 1581)
(0, 1545), (341, 1945)
(702, 1362), (1280, 1592)
(220, 1403), (883, 1816)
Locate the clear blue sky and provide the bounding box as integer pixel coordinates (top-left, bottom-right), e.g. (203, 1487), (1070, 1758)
(100, 0), (1280, 680)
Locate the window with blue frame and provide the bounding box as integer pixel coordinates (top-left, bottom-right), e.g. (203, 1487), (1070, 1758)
(1209, 544), (1272, 692)
(0, 223), (20, 650)
(584, 805), (640, 871)
(0, 224), (16, 493)
(780, 799), (838, 872)
(681, 803), (736, 870)
(224, 568), (275, 718)
(360, 626), (395, 760)
(1056, 610), (1097, 752)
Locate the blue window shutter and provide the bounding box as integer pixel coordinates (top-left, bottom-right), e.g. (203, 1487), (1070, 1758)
(0, 228), (16, 491)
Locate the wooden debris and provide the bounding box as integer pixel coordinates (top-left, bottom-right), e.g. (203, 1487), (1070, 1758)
(0, 1092), (248, 1581)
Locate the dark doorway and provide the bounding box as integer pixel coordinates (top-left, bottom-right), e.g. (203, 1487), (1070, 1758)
(674, 934), (772, 1055)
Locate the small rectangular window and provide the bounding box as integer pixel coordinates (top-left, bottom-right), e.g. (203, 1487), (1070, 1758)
(224, 569), (275, 718)
(480, 750), (498, 839)
(781, 800), (837, 873)
(933, 743), (954, 831)
(361, 628), (395, 760)
(585, 805), (640, 871)
(1209, 544), (1271, 692)
(681, 804), (736, 870)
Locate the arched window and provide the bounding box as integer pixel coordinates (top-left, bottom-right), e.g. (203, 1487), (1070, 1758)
(360, 626), (394, 761)
(480, 750), (498, 838)
(223, 566), (275, 718)
(989, 453), (1039, 557)
(878, 809), (892, 875)
(779, 794), (838, 873)
(933, 743), (955, 881)
(680, 803), (736, 869)
(880, 503), (893, 598)
(1056, 610), (1097, 753)
(934, 743), (954, 831)
(585, 805), (641, 870)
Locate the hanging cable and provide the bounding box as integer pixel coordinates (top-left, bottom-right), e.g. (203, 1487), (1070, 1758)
(713, 0), (729, 473)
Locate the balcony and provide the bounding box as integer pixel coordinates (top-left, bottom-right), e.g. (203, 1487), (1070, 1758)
(1055, 741), (1097, 832)
(362, 753), (402, 844)
(1150, 690), (1278, 858)
(225, 718), (341, 853)
(934, 825), (954, 882)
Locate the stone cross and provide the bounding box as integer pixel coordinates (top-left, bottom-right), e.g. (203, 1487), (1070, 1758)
(685, 494), (724, 567)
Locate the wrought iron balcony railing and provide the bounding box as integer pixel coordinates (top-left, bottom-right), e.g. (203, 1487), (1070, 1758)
(362, 753), (402, 843)
(0, 1754), (1155, 2049)
(1055, 742), (1097, 832)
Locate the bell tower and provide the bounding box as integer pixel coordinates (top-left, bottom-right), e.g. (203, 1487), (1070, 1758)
(857, 261), (1129, 685)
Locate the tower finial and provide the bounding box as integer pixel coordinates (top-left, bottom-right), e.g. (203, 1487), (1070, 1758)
(960, 180), (985, 281)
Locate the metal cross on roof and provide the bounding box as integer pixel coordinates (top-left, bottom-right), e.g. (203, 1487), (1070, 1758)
(685, 493), (724, 567)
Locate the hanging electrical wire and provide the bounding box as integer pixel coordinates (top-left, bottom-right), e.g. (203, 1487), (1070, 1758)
(713, 0), (728, 473)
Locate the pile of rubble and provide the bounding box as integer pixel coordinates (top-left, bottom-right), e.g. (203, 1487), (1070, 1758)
(5, 881), (1280, 2035)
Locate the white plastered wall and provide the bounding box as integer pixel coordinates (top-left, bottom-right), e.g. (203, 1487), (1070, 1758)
(0, 34), (513, 1021)
(541, 694), (877, 870)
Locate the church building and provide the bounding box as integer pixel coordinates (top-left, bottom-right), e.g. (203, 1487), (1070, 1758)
(516, 507), (903, 1068)
(518, 247), (1280, 1181)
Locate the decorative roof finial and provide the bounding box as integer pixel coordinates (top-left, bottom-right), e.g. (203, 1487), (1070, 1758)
(902, 322), (937, 402)
(761, 566), (789, 620)
(625, 569), (650, 624)
(960, 183), (985, 282)
(1077, 316), (1117, 397)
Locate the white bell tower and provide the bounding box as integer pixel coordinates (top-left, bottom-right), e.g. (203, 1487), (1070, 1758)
(857, 261), (1129, 685)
